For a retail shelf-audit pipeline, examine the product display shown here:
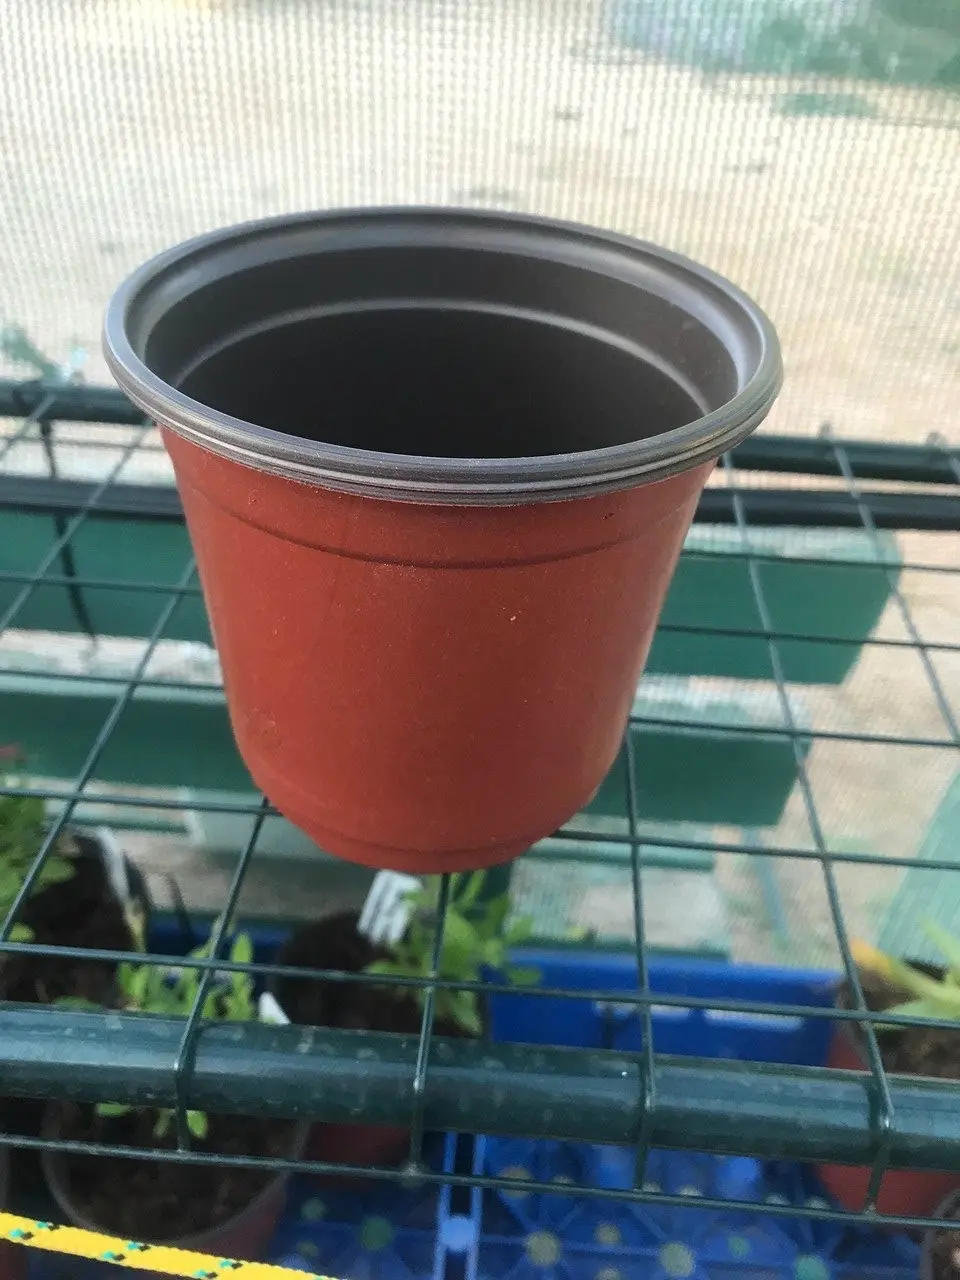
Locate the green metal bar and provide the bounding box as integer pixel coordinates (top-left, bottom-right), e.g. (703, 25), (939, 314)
(172, 800), (269, 1150)
(409, 874), (452, 1165)
(0, 427), (152, 635)
(2, 1008), (960, 1170)
(0, 559), (196, 941)
(721, 452), (897, 1214)
(831, 434), (960, 745)
(624, 735), (655, 1189)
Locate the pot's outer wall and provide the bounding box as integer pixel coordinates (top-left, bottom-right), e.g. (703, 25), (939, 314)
(817, 1031), (960, 1219)
(165, 429), (708, 871)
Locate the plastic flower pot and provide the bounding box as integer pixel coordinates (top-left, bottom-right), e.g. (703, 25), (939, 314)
(42, 1111), (308, 1279)
(270, 910), (477, 1181)
(922, 1189), (960, 1280)
(104, 209), (781, 873)
(818, 970), (960, 1219)
(0, 1146), (27, 1280)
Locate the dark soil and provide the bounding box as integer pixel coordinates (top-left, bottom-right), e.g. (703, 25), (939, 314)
(840, 962), (960, 1079)
(0, 834), (142, 1005)
(46, 1103), (299, 1242)
(272, 909), (471, 1039)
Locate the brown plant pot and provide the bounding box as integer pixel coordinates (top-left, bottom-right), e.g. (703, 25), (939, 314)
(42, 1106), (307, 1279)
(271, 910), (475, 1178)
(922, 1189), (960, 1280)
(105, 208), (781, 872)
(0, 1146), (27, 1280)
(818, 967), (960, 1219)
(0, 832), (150, 1201)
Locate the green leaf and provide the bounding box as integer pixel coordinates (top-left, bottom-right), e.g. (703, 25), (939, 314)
(440, 911), (479, 978)
(506, 965), (540, 987)
(97, 1102), (131, 1119)
(116, 961), (137, 998)
(153, 1110), (172, 1138)
(505, 915), (534, 946)
(231, 932), (253, 967)
(187, 1110), (209, 1140)
(921, 919), (960, 976)
(883, 998), (956, 1021)
(455, 871), (486, 910)
(129, 965), (151, 1009)
(883, 955), (960, 1008)
(9, 922), (32, 942)
(365, 959), (407, 979)
(449, 990), (482, 1035)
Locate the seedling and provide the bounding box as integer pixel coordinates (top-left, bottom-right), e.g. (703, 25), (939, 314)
(82, 930), (257, 1141)
(1, 750), (75, 943)
(853, 922), (960, 1021)
(363, 870), (538, 1035)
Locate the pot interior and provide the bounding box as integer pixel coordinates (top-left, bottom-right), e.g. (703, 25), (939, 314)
(137, 233), (748, 463)
(177, 305), (703, 459)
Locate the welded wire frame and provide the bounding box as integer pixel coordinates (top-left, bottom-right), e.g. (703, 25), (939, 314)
(1, 388), (960, 1232)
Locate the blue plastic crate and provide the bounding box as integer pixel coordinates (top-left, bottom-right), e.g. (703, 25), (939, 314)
(271, 1164), (444, 1279)
(488, 948), (836, 1064)
(475, 1138), (920, 1280)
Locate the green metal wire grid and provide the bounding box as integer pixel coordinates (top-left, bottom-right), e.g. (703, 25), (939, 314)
(1, 380), (960, 1230)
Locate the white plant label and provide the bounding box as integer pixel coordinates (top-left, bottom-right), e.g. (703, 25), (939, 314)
(358, 870), (421, 946)
(96, 826), (132, 904)
(258, 991), (291, 1025)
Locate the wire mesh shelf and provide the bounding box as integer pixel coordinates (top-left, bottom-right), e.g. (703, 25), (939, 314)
(1, 379), (960, 1249)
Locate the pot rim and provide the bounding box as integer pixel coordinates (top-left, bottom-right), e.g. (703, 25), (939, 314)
(104, 207), (782, 505)
(40, 1109), (308, 1249)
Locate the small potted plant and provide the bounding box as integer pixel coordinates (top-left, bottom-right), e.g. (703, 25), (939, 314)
(0, 748), (148, 1005)
(819, 927), (960, 1217)
(42, 930), (306, 1259)
(272, 871), (537, 1170)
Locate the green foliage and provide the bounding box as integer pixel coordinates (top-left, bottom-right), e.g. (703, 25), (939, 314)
(363, 871), (538, 1036)
(854, 922), (960, 1022)
(74, 929), (256, 1143)
(0, 754), (76, 943)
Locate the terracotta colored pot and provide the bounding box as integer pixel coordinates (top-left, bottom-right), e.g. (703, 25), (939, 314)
(818, 1027), (960, 1219)
(922, 1189), (960, 1280)
(104, 209), (781, 872)
(42, 1121), (308, 1279)
(0, 1146), (26, 1280)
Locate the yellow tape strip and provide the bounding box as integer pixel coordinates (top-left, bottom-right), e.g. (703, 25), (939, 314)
(0, 1211), (338, 1279)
